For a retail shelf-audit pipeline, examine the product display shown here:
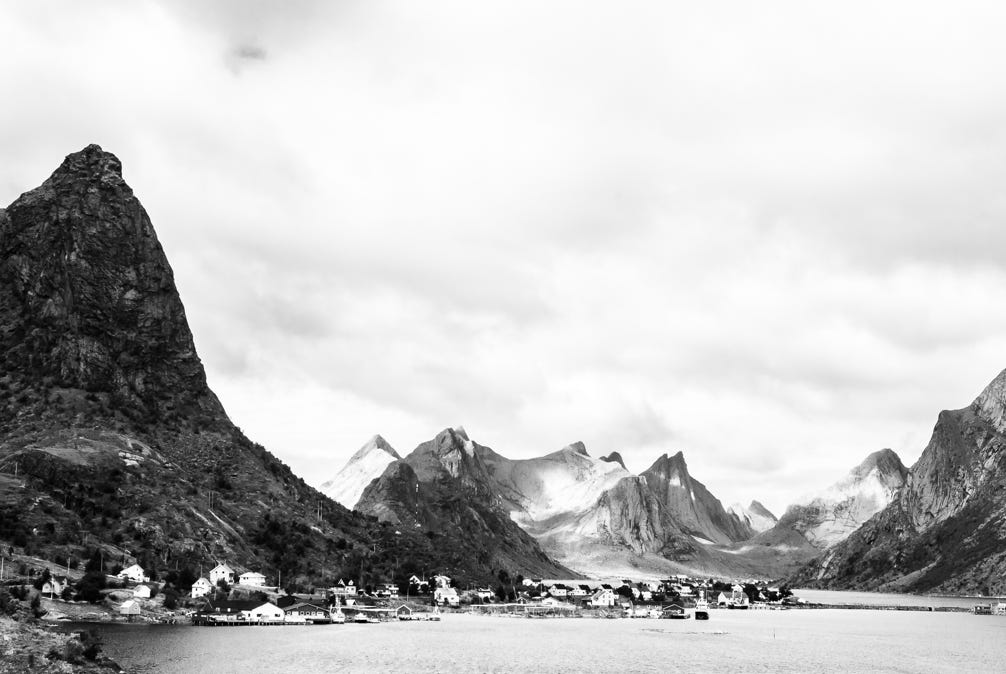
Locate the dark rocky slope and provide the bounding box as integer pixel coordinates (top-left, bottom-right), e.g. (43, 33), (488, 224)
(791, 369), (1006, 594)
(356, 428), (575, 578)
(0, 145), (537, 589)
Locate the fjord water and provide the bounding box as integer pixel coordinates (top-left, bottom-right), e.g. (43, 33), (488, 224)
(82, 602), (1002, 673)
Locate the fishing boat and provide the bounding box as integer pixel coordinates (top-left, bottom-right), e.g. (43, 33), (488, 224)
(694, 596), (710, 621)
(331, 597), (346, 624)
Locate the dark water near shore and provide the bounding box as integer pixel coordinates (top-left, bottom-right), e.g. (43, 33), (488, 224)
(66, 594), (1006, 674)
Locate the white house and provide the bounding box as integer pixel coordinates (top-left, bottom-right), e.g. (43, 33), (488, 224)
(434, 586), (460, 607)
(590, 588), (616, 607)
(330, 580), (357, 597)
(119, 599), (141, 616)
(284, 602), (329, 624)
(238, 571), (267, 586)
(209, 563), (235, 586)
(243, 602), (285, 623)
(570, 585), (588, 598)
(548, 584), (568, 598)
(190, 577), (213, 599)
(433, 574), (451, 588)
(132, 584), (152, 599)
(117, 564), (148, 584)
(475, 587), (494, 601)
(41, 577), (65, 597)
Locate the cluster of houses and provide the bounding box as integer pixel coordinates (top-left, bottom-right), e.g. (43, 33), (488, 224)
(188, 563), (268, 599)
(464, 575), (785, 610)
(193, 598), (328, 625)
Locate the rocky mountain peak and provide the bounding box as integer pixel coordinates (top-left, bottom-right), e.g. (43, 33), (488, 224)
(1, 144), (224, 434)
(563, 441), (589, 456)
(645, 451), (689, 481)
(973, 367), (1006, 434)
(599, 451), (626, 470)
(748, 500), (776, 520)
(840, 448), (908, 492)
(352, 434), (400, 461)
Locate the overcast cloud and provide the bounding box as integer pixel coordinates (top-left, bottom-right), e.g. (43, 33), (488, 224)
(3, 1), (1006, 515)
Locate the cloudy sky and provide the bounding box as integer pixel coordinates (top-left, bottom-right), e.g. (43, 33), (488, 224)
(4, 1), (1006, 515)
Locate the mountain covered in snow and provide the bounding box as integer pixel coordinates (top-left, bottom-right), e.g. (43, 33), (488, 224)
(728, 501), (778, 533)
(757, 449), (908, 550)
(319, 435), (401, 509)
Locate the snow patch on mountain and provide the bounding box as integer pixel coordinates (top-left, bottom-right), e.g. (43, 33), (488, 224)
(319, 435), (400, 509)
(765, 449), (907, 549)
(728, 501), (778, 533)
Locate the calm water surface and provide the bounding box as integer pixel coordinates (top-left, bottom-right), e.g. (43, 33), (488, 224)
(77, 600), (1005, 674)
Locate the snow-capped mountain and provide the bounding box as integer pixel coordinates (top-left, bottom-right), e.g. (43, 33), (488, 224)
(759, 449), (908, 549)
(319, 435), (401, 509)
(728, 501), (778, 533)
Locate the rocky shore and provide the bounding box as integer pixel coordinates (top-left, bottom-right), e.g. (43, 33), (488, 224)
(0, 616), (122, 673)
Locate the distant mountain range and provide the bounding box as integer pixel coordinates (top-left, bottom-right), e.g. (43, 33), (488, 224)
(5, 145), (1006, 593)
(323, 432), (927, 581)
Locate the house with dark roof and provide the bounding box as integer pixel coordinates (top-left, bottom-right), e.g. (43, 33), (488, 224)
(284, 602), (330, 623)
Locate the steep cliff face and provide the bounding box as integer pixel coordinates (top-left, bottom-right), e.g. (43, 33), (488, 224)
(793, 370), (1006, 594)
(0, 145), (224, 435)
(0, 146), (508, 589)
(641, 452), (754, 544)
(356, 428), (575, 578)
(762, 449), (908, 550)
(320, 435), (400, 509)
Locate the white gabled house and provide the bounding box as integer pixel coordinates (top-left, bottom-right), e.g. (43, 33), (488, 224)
(117, 564), (148, 584)
(330, 579), (357, 597)
(209, 563), (235, 586)
(119, 599), (141, 616)
(132, 584), (152, 599)
(244, 602), (285, 622)
(548, 584), (569, 598)
(41, 577), (66, 597)
(589, 588), (616, 607)
(238, 571), (267, 586)
(434, 586), (460, 607)
(190, 577), (214, 599)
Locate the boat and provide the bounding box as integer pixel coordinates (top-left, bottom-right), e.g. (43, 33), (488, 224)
(331, 610), (346, 624)
(694, 595), (710, 620)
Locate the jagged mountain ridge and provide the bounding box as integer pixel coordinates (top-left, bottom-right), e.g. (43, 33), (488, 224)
(758, 449), (908, 551)
(0, 145), (525, 589)
(355, 427), (574, 578)
(729, 501), (778, 533)
(319, 434), (400, 509)
(792, 369), (1006, 594)
(354, 431), (768, 578)
(641, 452), (753, 544)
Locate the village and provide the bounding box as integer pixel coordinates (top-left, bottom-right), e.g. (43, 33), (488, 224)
(1, 550), (805, 627)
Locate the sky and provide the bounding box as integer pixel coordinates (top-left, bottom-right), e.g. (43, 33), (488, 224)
(3, 1), (1006, 516)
